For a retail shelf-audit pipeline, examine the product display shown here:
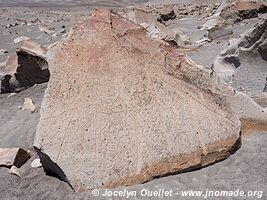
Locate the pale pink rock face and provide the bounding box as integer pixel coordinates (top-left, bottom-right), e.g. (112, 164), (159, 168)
(233, 0), (264, 11)
(34, 9), (242, 192)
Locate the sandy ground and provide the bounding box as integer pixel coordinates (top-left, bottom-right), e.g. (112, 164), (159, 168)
(0, 0), (266, 199)
(0, 83), (47, 149)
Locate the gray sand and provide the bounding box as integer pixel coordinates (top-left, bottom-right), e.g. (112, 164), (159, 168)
(0, 84), (47, 149)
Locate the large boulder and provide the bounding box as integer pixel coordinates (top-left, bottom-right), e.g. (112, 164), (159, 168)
(34, 9), (242, 192)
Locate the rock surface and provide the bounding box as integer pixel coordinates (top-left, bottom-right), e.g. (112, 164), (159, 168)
(31, 158), (42, 168)
(0, 40), (50, 93)
(214, 19), (267, 106)
(23, 97), (37, 113)
(0, 148), (30, 168)
(9, 165), (22, 177)
(34, 9), (242, 192)
(121, 8), (191, 47)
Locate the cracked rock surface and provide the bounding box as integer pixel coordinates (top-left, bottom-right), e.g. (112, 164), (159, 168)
(33, 9), (244, 192)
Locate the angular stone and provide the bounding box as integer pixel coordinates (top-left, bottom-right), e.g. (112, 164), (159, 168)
(23, 98), (37, 113)
(0, 54), (18, 93)
(158, 6), (176, 22)
(0, 148), (30, 168)
(14, 36), (30, 44)
(31, 158), (42, 168)
(0, 49), (8, 55)
(34, 9), (241, 192)
(38, 23), (55, 34)
(0, 40), (50, 93)
(123, 9), (190, 47)
(9, 166), (22, 177)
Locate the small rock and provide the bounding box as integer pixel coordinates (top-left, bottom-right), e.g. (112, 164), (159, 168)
(31, 18), (41, 24)
(9, 166), (21, 177)
(14, 36), (30, 43)
(7, 93), (16, 97)
(36, 35), (43, 40)
(0, 148), (31, 168)
(195, 37), (211, 44)
(0, 49), (8, 55)
(5, 23), (18, 28)
(31, 159), (42, 168)
(158, 6), (176, 22)
(38, 23), (55, 34)
(59, 29), (66, 34)
(23, 98), (37, 113)
(52, 29), (66, 38)
(175, 33), (192, 46)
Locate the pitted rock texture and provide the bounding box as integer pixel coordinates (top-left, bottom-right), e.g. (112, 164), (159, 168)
(34, 9), (241, 192)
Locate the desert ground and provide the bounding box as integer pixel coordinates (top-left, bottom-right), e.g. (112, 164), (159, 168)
(0, 0), (266, 199)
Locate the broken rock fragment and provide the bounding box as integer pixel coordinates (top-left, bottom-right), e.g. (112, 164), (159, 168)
(0, 40), (50, 93)
(38, 23), (55, 34)
(34, 9), (242, 192)
(122, 8), (190, 47)
(0, 49), (8, 55)
(9, 166), (22, 177)
(14, 36), (30, 43)
(31, 158), (42, 168)
(23, 98), (37, 113)
(157, 6), (176, 22)
(0, 148), (30, 168)
(0, 54), (18, 93)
